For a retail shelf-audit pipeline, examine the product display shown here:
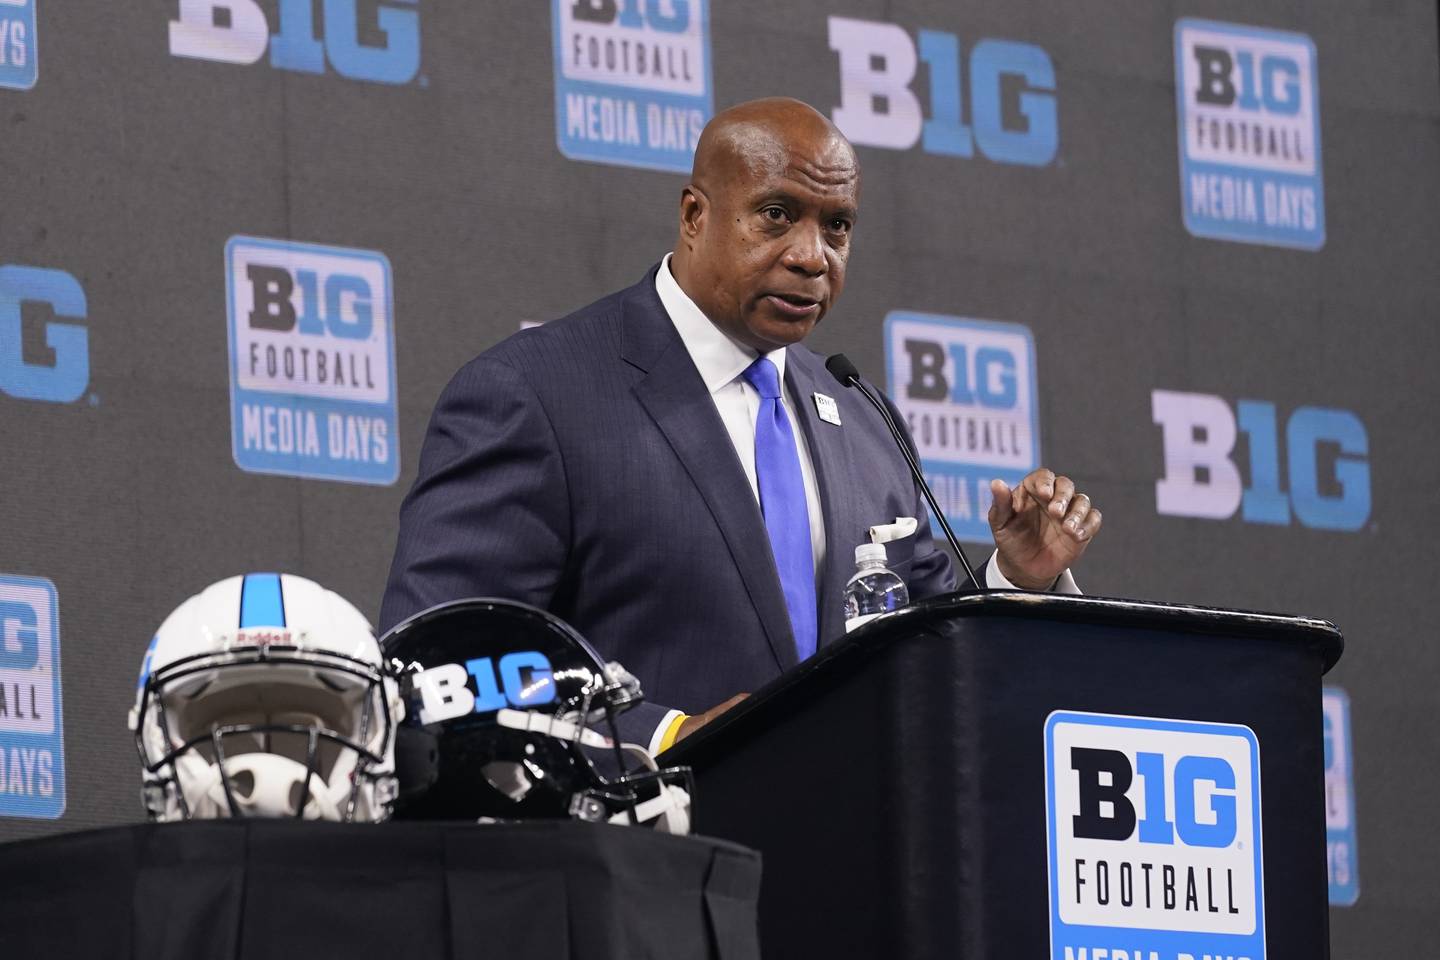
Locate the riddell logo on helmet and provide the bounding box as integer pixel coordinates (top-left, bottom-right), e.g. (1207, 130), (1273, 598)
(414, 652), (556, 723)
(234, 629), (294, 647)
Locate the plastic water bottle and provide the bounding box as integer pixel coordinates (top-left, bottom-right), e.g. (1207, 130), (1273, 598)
(843, 543), (910, 632)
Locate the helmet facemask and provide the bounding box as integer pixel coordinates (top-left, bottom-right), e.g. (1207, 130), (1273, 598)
(134, 644), (397, 823)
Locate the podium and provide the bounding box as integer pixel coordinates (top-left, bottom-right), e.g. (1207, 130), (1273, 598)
(665, 591), (1342, 960)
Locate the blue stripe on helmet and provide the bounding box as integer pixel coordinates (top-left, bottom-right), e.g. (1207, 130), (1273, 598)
(239, 573), (286, 628)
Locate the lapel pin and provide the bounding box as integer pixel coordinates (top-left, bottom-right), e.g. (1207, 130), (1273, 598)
(813, 392), (842, 426)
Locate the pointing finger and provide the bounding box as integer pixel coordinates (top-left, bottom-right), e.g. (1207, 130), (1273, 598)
(989, 478), (1015, 529)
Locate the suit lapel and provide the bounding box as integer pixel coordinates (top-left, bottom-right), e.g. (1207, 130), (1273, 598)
(621, 272), (798, 673)
(784, 349), (863, 649)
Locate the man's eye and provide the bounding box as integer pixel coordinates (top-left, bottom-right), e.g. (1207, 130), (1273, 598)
(829, 219), (852, 233)
(762, 207), (789, 223)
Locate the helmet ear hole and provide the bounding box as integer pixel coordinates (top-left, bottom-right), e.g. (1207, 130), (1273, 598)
(229, 768), (256, 799)
(288, 779), (308, 814)
(482, 761), (533, 801)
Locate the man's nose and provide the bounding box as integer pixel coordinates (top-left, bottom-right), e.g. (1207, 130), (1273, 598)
(781, 223), (827, 276)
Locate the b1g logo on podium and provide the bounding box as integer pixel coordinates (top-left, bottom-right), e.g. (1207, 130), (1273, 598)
(552, 0), (712, 173)
(1045, 712), (1265, 960)
(827, 16), (1057, 167)
(0, 574), (66, 820)
(1323, 687), (1359, 905)
(0, 264), (89, 404)
(0, 0), (37, 90)
(1175, 19), (1324, 249)
(884, 312), (1039, 543)
(226, 236), (399, 485)
(169, 0), (420, 85)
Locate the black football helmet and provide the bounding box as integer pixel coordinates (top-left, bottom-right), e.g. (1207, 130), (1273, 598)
(381, 598), (693, 832)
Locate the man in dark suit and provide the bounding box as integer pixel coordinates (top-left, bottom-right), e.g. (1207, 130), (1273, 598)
(379, 98), (1101, 750)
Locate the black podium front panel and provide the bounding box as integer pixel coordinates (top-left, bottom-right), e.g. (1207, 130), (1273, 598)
(0, 819), (761, 960)
(669, 592), (1340, 960)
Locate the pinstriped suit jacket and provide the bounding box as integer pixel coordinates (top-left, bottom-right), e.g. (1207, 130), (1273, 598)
(379, 264), (957, 745)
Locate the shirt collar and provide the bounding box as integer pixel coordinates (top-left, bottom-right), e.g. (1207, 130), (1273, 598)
(655, 254), (787, 394)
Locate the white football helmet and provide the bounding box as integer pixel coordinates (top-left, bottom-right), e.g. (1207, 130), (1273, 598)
(129, 573), (403, 822)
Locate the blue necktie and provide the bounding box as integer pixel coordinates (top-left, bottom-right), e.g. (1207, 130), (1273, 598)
(742, 356), (817, 661)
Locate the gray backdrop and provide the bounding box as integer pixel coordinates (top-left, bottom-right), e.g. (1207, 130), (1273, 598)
(1, 0), (1436, 955)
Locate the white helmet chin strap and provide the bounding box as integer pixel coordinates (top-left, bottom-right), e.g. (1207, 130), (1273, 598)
(606, 743), (692, 836)
(610, 784), (692, 835)
(174, 751), (342, 820)
(496, 707), (614, 749)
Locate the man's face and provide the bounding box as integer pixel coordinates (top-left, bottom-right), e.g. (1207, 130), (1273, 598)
(685, 135), (859, 353)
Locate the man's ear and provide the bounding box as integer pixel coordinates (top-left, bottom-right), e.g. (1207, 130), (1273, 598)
(678, 185), (706, 241)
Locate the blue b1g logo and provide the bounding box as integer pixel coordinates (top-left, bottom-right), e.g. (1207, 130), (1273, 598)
(0, 0), (37, 90)
(552, 0), (712, 173)
(1323, 687), (1359, 905)
(169, 0), (420, 85)
(1046, 712), (1265, 960)
(226, 237), (399, 485)
(885, 312), (1039, 543)
(0, 574), (66, 820)
(1175, 19), (1324, 250)
(0, 264), (89, 404)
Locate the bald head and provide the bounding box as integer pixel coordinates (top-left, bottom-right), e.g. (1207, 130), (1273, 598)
(671, 98), (861, 354)
(690, 98), (857, 195)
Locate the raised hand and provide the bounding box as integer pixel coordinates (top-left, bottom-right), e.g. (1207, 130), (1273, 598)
(987, 469), (1101, 590)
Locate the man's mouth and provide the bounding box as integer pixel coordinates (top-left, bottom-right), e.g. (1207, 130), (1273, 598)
(763, 293), (821, 319)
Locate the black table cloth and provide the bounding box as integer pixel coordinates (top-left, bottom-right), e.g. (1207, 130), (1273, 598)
(0, 819), (761, 960)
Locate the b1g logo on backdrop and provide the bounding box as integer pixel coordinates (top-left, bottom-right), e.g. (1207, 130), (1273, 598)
(169, 0), (420, 85)
(828, 17), (1057, 167)
(0, 264), (89, 404)
(1175, 19), (1324, 249)
(1323, 687), (1359, 905)
(885, 312), (1039, 543)
(1152, 391), (1369, 531)
(1045, 712), (1264, 960)
(0, 0), (37, 90)
(0, 575), (65, 819)
(226, 236), (398, 485)
(552, 0), (712, 173)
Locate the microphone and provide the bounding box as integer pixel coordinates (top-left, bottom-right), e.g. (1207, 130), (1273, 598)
(824, 353), (981, 592)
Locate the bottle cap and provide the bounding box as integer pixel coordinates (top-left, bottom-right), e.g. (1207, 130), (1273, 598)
(854, 542), (887, 565)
